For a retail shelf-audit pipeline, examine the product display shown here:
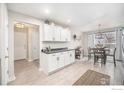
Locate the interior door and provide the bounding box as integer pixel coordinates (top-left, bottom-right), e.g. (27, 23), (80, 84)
(32, 27), (39, 60)
(14, 27), (27, 60)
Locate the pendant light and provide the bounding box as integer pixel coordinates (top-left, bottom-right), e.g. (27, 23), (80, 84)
(96, 24), (104, 39)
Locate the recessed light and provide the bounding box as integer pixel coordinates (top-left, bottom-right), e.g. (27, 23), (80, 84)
(44, 9), (50, 14)
(67, 19), (71, 23)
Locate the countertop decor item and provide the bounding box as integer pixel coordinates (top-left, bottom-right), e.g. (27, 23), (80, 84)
(73, 34), (77, 40)
(45, 20), (50, 24)
(73, 34), (81, 41)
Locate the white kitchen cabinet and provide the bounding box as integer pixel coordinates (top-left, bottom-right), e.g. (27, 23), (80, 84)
(58, 52), (65, 68)
(68, 50), (75, 63)
(53, 26), (61, 41)
(66, 29), (71, 42)
(41, 50), (75, 75)
(64, 52), (70, 66)
(60, 27), (66, 41)
(43, 23), (71, 42)
(48, 53), (58, 72)
(60, 28), (71, 42)
(43, 24), (53, 41)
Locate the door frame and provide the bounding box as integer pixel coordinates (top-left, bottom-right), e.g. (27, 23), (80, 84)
(0, 3), (8, 85)
(8, 13), (43, 82)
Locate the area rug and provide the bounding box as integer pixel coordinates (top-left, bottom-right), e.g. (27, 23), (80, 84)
(73, 69), (110, 85)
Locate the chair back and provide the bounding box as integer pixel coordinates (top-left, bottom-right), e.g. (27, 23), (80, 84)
(94, 48), (105, 56)
(88, 47), (91, 53)
(109, 48), (116, 55)
(114, 48), (116, 56)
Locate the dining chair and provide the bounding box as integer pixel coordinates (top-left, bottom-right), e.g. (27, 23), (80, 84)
(106, 48), (116, 66)
(94, 49), (106, 65)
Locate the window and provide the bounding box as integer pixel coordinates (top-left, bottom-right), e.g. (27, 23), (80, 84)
(88, 31), (116, 48)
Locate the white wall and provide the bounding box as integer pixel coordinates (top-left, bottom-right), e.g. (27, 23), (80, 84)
(42, 42), (70, 49)
(82, 32), (88, 56)
(70, 30), (83, 49)
(81, 12), (124, 32)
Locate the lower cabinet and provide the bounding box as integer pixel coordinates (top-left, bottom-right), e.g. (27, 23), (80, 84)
(41, 50), (75, 75)
(48, 53), (58, 72)
(68, 50), (75, 64)
(58, 52), (65, 68)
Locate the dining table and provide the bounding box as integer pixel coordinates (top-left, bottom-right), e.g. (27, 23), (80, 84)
(90, 47), (110, 64)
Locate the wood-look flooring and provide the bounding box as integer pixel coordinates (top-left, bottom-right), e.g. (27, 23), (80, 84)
(8, 58), (124, 85)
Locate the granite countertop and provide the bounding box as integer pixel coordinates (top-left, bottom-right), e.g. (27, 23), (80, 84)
(42, 48), (75, 54)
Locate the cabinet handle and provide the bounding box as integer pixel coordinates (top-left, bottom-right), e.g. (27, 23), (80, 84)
(57, 57), (59, 61)
(53, 37), (55, 41)
(70, 54), (72, 57)
(5, 56), (9, 58)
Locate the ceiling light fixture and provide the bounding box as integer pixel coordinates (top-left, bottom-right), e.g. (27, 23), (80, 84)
(67, 19), (71, 23)
(15, 23), (25, 29)
(96, 24), (104, 39)
(44, 9), (50, 14)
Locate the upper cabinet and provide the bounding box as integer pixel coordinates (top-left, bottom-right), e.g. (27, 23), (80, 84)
(53, 26), (61, 41)
(43, 24), (53, 41)
(43, 24), (71, 42)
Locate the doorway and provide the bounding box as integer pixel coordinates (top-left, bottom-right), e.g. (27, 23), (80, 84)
(14, 22), (39, 61)
(14, 21), (40, 78)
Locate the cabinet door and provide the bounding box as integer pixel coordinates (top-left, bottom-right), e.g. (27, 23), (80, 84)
(48, 54), (58, 72)
(61, 29), (71, 42)
(64, 29), (71, 42)
(64, 29), (68, 42)
(58, 52), (65, 68)
(53, 26), (61, 41)
(60, 28), (66, 41)
(64, 52), (70, 66)
(43, 24), (53, 41)
(67, 30), (71, 41)
(69, 50), (75, 63)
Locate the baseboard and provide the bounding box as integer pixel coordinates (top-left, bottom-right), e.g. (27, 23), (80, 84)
(33, 59), (39, 61)
(8, 75), (16, 83)
(14, 59), (26, 61)
(28, 59), (33, 62)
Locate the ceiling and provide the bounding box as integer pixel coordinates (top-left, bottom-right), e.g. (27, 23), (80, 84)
(7, 3), (124, 32)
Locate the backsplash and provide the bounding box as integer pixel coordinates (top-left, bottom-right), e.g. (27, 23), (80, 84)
(42, 42), (71, 49)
